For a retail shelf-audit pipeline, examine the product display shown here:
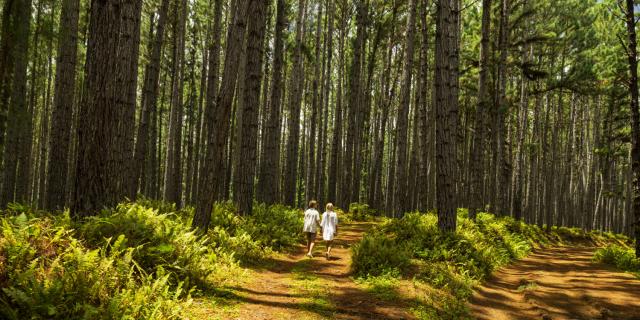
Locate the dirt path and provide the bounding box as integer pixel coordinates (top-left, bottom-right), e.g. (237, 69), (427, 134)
(469, 246), (640, 320)
(189, 222), (414, 320)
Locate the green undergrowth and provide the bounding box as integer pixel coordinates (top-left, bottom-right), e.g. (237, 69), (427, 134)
(0, 200), (304, 319)
(351, 210), (629, 319)
(593, 244), (640, 277)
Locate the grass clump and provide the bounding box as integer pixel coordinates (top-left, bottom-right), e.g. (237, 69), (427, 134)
(593, 244), (640, 277)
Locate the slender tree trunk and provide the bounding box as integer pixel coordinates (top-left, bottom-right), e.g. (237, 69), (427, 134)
(134, 0), (169, 199)
(235, 0), (269, 215)
(163, 0), (188, 206)
(624, 0), (640, 257)
(434, 0), (460, 231)
(117, 0), (143, 200)
(193, 0), (248, 231)
(0, 0), (15, 162)
(306, 2), (323, 204)
(257, 0), (285, 205)
(1, 0), (32, 206)
(283, 0), (307, 206)
(469, 0), (491, 219)
(343, 0), (366, 206)
(394, 0), (417, 216)
(328, 0), (346, 206)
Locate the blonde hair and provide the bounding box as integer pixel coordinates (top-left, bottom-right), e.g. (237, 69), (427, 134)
(308, 200), (317, 208)
(326, 203), (334, 212)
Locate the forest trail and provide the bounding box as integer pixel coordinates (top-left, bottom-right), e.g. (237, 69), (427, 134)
(188, 221), (415, 320)
(469, 246), (640, 320)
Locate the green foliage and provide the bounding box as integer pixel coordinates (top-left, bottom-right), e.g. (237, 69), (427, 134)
(352, 211), (627, 319)
(78, 203), (233, 288)
(0, 214), (190, 320)
(0, 199), (308, 319)
(348, 203), (376, 221)
(355, 269), (401, 301)
(207, 202), (304, 261)
(351, 232), (411, 277)
(593, 244), (640, 277)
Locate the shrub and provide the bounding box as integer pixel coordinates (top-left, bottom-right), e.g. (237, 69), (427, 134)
(593, 244), (640, 276)
(78, 203), (234, 288)
(348, 203), (376, 221)
(0, 214), (190, 320)
(351, 232), (411, 277)
(246, 203), (304, 250)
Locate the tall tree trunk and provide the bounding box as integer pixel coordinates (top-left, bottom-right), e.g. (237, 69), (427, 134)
(343, 0), (366, 206)
(193, 0), (248, 231)
(163, 0), (188, 206)
(117, 0), (143, 200)
(134, 0), (169, 199)
(469, 0), (491, 219)
(434, 0), (460, 231)
(306, 2), (323, 203)
(235, 0), (269, 215)
(316, 0), (333, 207)
(73, 0), (132, 216)
(1, 0), (32, 206)
(283, 0), (307, 206)
(328, 0), (346, 206)
(394, 0), (417, 216)
(0, 0), (15, 161)
(257, 0), (286, 205)
(624, 0), (640, 257)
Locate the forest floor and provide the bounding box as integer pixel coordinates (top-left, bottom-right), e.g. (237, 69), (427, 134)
(184, 223), (640, 320)
(185, 221), (416, 320)
(468, 246), (640, 320)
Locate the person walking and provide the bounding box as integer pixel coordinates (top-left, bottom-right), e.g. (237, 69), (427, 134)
(303, 200), (321, 258)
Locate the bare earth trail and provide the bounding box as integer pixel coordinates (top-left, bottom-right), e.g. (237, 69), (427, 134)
(188, 222), (415, 320)
(469, 246), (640, 320)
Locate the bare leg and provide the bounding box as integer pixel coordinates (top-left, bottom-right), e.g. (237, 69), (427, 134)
(326, 240), (333, 259)
(309, 241), (316, 255)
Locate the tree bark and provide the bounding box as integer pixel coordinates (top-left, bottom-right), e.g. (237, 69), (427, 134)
(624, 0), (640, 257)
(193, 0), (248, 231)
(73, 0), (131, 216)
(163, 0), (188, 206)
(1, 0), (32, 206)
(133, 0), (169, 199)
(257, 0), (286, 204)
(283, 0), (307, 206)
(235, 0), (269, 215)
(394, 0), (417, 216)
(434, 0), (460, 231)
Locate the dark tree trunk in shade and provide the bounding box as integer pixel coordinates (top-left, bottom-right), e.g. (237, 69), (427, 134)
(72, 0), (127, 216)
(624, 0), (640, 258)
(469, 0), (491, 220)
(257, 0), (286, 205)
(163, 0), (187, 207)
(133, 0), (169, 199)
(235, 0), (269, 215)
(394, 0), (416, 216)
(283, 0), (306, 206)
(1, 0), (32, 207)
(434, 0), (460, 232)
(193, 0), (247, 231)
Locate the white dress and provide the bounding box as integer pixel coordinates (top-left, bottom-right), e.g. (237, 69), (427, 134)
(320, 211), (338, 241)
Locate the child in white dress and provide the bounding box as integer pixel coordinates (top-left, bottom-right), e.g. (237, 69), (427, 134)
(320, 203), (338, 259)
